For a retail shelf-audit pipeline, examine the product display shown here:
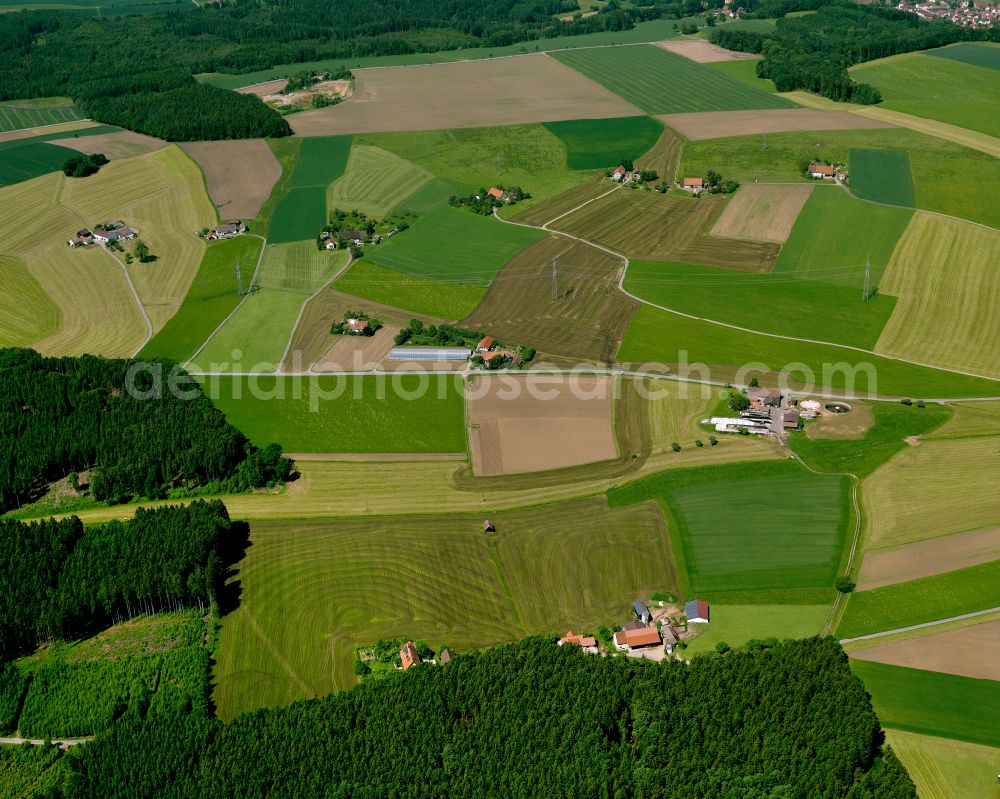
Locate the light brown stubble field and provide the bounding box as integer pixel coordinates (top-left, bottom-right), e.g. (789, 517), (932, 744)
(709, 183), (812, 243)
(657, 109), (895, 140)
(180, 140), (282, 220)
(655, 40), (761, 63)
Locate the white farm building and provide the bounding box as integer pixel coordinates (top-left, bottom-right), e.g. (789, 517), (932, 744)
(388, 347), (472, 362)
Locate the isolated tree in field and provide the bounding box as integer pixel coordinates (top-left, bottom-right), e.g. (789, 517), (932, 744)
(134, 240), (150, 262)
(836, 576), (856, 593)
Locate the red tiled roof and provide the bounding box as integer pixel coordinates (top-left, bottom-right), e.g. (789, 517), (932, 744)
(623, 627), (661, 647)
(488, 187), (504, 199)
(347, 319), (369, 332)
(477, 336), (494, 351)
(809, 162), (836, 176)
(683, 177), (704, 187)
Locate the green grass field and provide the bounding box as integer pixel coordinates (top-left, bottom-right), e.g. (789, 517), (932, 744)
(0, 140), (80, 187)
(257, 240), (344, 293)
(140, 236), (263, 363)
(617, 304), (1000, 399)
(334, 259), (485, 319)
(551, 45), (794, 114)
(191, 289), (308, 371)
(267, 186), (328, 246)
(609, 460), (849, 602)
(928, 42), (1000, 70)
(268, 136), (353, 244)
(849, 148), (915, 207)
(706, 59), (780, 94)
(327, 144), (434, 218)
(542, 116), (663, 170)
(851, 51), (1000, 138)
(288, 135), (353, 188)
(838, 560), (1000, 639)
(365, 206), (544, 287)
(681, 128), (1000, 228)
(362, 124), (587, 216)
(200, 374), (467, 452)
(885, 729), (1000, 799)
(212, 497), (673, 716)
(772, 187), (912, 287)
(623, 259), (896, 350)
(684, 604), (829, 656)
(0, 254), (60, 348)
(788, 401), (950, 477)
(851, 661), (1000, 747)
(0, 99), (82, 133)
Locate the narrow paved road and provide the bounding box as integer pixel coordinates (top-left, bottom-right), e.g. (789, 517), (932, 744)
(839, 607), (1000, 644)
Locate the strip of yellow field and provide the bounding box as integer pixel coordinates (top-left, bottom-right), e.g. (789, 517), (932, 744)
(60, 440), (777, 524)
(781, 90), (1000, 158)
(876, 214), (1000, 379)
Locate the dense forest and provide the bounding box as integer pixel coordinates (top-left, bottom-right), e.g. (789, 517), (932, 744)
(0, 0), (673, 139)
(22, 637), (915, 798)
(709, 2), (988, 102)
(0, 349), (292, 513)
(0, 501), (233, 659)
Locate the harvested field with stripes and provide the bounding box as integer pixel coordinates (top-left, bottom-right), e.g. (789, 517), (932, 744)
(511, 176), (613, 227)
(61, 130), (167, 161)
(0, 172), (147, 357)
(863, 437), (1000, 549)
(60, 146), (215, 333)
(658, 109), (894, 141)
(461, 234), (638, 362)
(636, 125), (684, 184)
(287, 54), (641, 136)
(885, 730), (1000, 799)
(180, 139), (282, 220)
(876, 214), (1000, 379)
(467, 375), (618, 476)
(327, 144), (433, 217)
(211, 497), (674, 716)
(550, 189), (779, 272)
(0, 100), (82, 133)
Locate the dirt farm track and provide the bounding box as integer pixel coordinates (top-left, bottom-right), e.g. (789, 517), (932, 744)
(286, 53), (642, 135)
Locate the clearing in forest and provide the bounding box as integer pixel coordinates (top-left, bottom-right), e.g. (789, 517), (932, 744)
(180, 140), (281, 220)
(551, 189), (779, 272)
(467, 375), (618, 476)
(551, 45), (795, 114)
(708, 184), (812, 243)
(211, 497), (673, 716)
(287, 54), (641, 136)
(659, 109), (893, 140)
(461, 234), (638, 363)
(849, 620), (1000, 681)
(875, 214), (1000, 380)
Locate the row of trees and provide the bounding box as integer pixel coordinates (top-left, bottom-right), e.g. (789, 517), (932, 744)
(35, 637), (916, 798)
(0, 501), (232, 659)
(710, 2), (994, 103)
(0, 348), (292, 512)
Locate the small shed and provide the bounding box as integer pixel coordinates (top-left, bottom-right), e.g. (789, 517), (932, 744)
(483, 519), (495, 533)
(439, 648), (453, 665)
(633, 600), (652, 624)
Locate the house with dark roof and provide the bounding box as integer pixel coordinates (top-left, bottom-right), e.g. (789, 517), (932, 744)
(633, 600), (651, 624)
(747, 387), (782, 408)
(685, 599), (710, 624)
(400, 641), (420, 671)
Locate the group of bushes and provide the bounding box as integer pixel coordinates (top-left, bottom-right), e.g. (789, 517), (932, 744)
(62, 152), (107, 178)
